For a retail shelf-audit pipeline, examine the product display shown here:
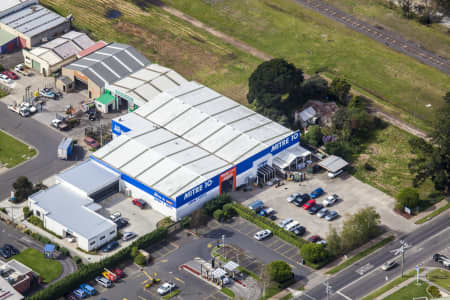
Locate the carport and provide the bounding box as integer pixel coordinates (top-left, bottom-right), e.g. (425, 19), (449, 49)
(318, 155), (348, 173)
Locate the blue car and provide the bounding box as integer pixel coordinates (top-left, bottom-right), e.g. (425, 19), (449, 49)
(310, 188), (324, 199)
(73, 289), (87, 299)
(80, 283), (96, 295)
(102, 241), (119, 252)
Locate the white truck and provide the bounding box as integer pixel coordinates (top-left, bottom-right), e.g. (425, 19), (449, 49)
(8, 104), (30, 117)
(14, 64), (31, 77)
(20, 102), (37, 113)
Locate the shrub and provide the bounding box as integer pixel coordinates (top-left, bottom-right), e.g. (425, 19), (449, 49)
(302, 125), (323, 147)
(0, 207), (6, 214)
(266, 261), (292, 283)
(395, 187), (420, 211)
(59, 247), (69, 257)
(157, 217), (174, 228)
(28, 215), (44, 227)
(181, 216), (191, 228)
(213, 209), (225, 222)
(130, 246), (139, 258)
(39, 236), (50, 245)
(301, 243), (328, 264)
(222, 203), (236, 219)
(133, 253), (146, 266)
(203, 194), (232, 216)
(23, 206), (31, 218)
(24, 229), (31, 235)
(427, 285), (441, 298)
(72, 256), (82, 265)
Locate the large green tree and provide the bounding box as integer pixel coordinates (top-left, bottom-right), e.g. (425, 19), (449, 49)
(408, 92), (450, 194)
(265, 260), (293, 283)
(395, 187), (420, 211)
(302, 125), (323, 147)
(12, 176), (33, 203)
(326, 225), (343, 257)
(301, 243), (328, 264)
(329, 77), (351, 105)
(341, 207), (381, 251)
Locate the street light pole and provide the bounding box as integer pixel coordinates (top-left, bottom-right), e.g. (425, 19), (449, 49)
(222, 234), (225, 259)
(401, 244), (405, 278)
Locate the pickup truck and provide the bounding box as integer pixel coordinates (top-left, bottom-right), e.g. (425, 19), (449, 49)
(20, 102), (37, 113)
(14, 64), (31, 77)
(8, 104), (30, 117)
(51, 119), (68, 131)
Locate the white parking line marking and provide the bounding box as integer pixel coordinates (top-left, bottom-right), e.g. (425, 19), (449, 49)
(337, 291), (352, 300)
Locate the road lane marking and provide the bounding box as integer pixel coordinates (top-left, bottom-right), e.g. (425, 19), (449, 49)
(337, 291), (352, 300)
(174, 276), (185, 284)
(355, 263), (373, 275)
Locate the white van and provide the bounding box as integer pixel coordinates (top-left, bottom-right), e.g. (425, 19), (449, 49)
(285, 221), (300, 232)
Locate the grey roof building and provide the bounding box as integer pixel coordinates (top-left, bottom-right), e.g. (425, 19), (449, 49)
(0, 4), (70, 48)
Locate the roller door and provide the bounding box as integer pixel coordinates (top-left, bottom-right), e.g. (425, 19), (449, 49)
(89, 180), (119, 201)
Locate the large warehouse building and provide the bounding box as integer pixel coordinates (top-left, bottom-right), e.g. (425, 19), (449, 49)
(91, 80), (311, 220)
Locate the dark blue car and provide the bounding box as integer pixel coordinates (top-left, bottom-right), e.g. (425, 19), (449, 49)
(102, 241), (119, 252)
(310, 188), (324, 199)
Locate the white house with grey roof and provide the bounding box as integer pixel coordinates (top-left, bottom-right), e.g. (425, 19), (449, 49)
(28, 160), (120, 251)
(62, 43), (151, 99)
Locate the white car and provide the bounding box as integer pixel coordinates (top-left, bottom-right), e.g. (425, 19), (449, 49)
(328, 169), (344, 178)
(278, 218), (293, 228)
(122, 232), (137, 241)
(287, 193), (300, 202)
(254, 229), (272, 241)
(20, 102), (37, 113)
(317, 208), (329, 218)
(0, 74), (12, 84)
(157, 282), (176, 295)
(323, 194), (339, 207)
(109, 211), (121, 222)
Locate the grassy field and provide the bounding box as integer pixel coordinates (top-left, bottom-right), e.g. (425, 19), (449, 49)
(165, 0), (449, 132)
(352, 124), (441, 201)
(321, 0), (450, 60)
(0, 130), (36, 168)
(426, 268), (450, 290)
(10, 248), (63, 283)
(40, 0), (261, 105)
(384, 280), (429, 300)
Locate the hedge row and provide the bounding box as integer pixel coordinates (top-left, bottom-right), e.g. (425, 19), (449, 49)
(27, 227), (168, 300)
(230, 203), (305, 248)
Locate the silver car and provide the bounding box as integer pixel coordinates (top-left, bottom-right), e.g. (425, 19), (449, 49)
(95, 276), (111, 288)
(325, 211), (339, 221)
(317, 208), (329, 218)
(122, 232), (137, 241)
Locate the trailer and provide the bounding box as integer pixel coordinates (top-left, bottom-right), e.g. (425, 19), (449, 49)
(57, 137), (73, 160)
(8, 104), (30, 117)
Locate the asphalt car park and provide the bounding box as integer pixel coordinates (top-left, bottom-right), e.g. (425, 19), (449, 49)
(234, 170), (415, 240)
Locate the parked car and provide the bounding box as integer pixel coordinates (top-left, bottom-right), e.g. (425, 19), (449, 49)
(64, 292), (77, 300)
(278, 218), (293, 229)
(40, 88), (55, 99)
(310, 188), (324, 199)
(95, 276), (112, 288)
(122, 232), (137, 241)
(258, 208), (276, 220)
(325, 211), (339, 221)
(317, 208), (329, 218)
(84, 136), (100, 149)
(157, 282), (176, 295)
(114, 218), (128, 229)
(132, 198), (147, 209)
(0, 247), (10, 259)
(323, 194), (339, 207)
(88, 111), (96, 121)
(287, 193), (300, 203)
(433, 254), (448, 263)
(291, 198), (302, 207)
(73, 289), (87, 299)
(303, 199), (316, 210)
(80, 283), (96, 295)
(2, 70), (18, 80)
(3, 244), (19, 256)
(293, 226), (306, 236)
(109, 211), (121, 222)
(102, 241), (119, 253)
(381, 261), (397, 271)
(308, 204), (323, 215)
(316, 239), (327, 246)
(0, 74), (12, 84)
(295, 194), (310, 206)
(285, 221), (301, 232)
(254, 229), (272, 241)
(307, 235), (322, 243)
(328, 169), (344, 178)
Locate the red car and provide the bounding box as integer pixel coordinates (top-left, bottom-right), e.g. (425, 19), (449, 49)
(84, 136), (100, 149)
(132, 198), (147, 209)
(113, 267), (124, 278)
(303, 199), (316, 210)
(307, 235), (322, 243)
(2, 70), (18, 80)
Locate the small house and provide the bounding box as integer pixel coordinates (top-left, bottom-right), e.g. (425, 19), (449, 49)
(295, 106), (318, 128)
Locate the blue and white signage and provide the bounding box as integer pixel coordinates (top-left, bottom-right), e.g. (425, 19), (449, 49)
(111, 120), (131, 137)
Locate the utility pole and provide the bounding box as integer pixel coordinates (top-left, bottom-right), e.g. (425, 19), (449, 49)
(222, 234), (225, 259)
(401, 244), (405, 277)
(324, 280), (333, 300)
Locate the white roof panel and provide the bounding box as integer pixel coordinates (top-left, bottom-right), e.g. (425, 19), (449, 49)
(215, 106), (255, 124)
(200, 125), (241, 153)
(165, 108), (208, 136)
(94, 135), (129, 158)
(103, 139), (147, 167)
(167, 70), (188, 85)
(114, 76), (144, 90)
(151, 75), (179, 91)
(148, 100), (190, 127)
(183, 117), (224, 145)
(153, 167), (200, 197)
(121, 149), (164, 177)
(137, 158), (180, 185)
(195, 96), (238, 116)
(130, 67), (161, 81)
(147, 63), (171, 73)
(152, 137), (192, 156)
(135, 83), (162, 101)
(186, 155), (231, 176)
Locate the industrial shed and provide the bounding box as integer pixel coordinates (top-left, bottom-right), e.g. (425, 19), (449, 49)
(97, 63), (188, 113)
(22, 31), (94, 76)
(28, 160), (120, 251)
(92, 81), (306, 220)
(0, 4), (70, 49)
(318, 155), (348, 173)
(62, 43), (150, 99)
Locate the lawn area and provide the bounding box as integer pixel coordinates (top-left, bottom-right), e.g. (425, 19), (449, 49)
(352, 124), (442, 203)
(0, 130), (36, 168)
(426, 268), (450, 290)
(362, 269), (416, 300)
(40, 0), (261, 105)
(165, 0), (449, 132)
(10, 248), (63, 283)
(320, 0), (450, 60)
(383, 280), (429, 300)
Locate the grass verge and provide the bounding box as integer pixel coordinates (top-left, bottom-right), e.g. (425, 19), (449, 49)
(280, 294), (293, 300)
(383, 280), (428, 300)
(162, 289), (180, 300)
(10, 248), (63, 283)
(326, 235), (395, 275)
(415, 202), (450, 224)
(260, 286), (282, 300)
(426, 268), (450, 290)
(166, 0), (450, 131)
(362, 269), (416, 300)
(221, 287), (235, 299)
(0, 130), (36, 168)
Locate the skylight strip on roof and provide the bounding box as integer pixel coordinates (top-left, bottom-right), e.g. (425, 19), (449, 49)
(117, 148), (149, 169)
(88, 67), (108, 85)
(101, 61), (120, 79)
(112, 56), (132, 72)
(124, 49), (146, 67)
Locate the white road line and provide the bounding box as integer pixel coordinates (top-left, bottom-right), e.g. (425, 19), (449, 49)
(337, 291), (352, 300)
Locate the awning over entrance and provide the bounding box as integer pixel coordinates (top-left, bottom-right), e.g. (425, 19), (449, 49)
(96, 92), (115, 105)
(318, 155), (348, 173)
(273, 145), (311, 169)
(223, 261), (239, 272)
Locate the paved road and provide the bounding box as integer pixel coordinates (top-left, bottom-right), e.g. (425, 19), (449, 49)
(0, 102), (78, 199)
(294, 0), (450, 74)
(300, 213), (450, 300)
